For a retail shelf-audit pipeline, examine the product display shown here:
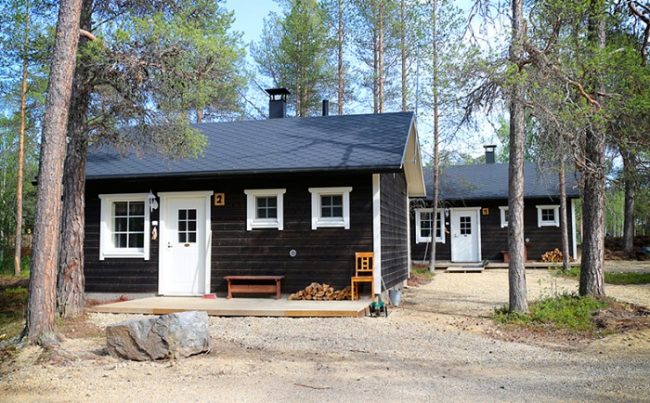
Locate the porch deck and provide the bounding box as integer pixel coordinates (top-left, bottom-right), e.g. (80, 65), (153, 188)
(89, 296), (370, 318)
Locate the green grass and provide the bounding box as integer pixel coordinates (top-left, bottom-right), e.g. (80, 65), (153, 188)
(411, 265), (435, 279)
(549, 266), (580, 278)
(494, 294), (608, 332)
(0, 255), (31, 277)
(550, 267), (650, 285)
(0, 286), (28, 341)
(604, 272), (650, 285)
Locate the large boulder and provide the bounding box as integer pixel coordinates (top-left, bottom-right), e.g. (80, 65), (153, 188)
(106, 311), (211, 361)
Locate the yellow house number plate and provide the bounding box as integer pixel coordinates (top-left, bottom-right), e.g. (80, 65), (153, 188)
(214, 193), (225, 206)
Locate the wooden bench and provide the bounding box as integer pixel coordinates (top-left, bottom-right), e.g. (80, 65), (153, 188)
(224, 275), (284, 299)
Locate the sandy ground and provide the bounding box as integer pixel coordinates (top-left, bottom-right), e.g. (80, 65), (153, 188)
(1, 269), (649, 402)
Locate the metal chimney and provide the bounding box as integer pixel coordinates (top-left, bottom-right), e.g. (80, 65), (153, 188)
(484, 145), (497, 164)
(265, 88), (291, 119)
(322, 99), (329, 116)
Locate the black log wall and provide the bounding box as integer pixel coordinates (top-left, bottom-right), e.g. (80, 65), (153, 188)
(380, 173), (409, 289)
(84, 172), (375, 293)
(410, 198), (577, 263)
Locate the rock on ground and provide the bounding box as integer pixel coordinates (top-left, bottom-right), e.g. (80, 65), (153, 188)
(106, 311), (211, 361)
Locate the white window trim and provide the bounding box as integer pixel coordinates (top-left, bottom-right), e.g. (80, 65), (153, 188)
(415, 208), (445, 244)
(537, 204), (560, 227)
(99, 193), (150, 260)
(308, 187), (352, 229)
(244, 189), (286, 230)
(499, 206), (508, 228)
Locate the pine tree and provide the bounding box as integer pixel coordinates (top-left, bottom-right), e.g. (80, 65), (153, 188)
(25, 0), (83, 345)
(252, 0), (335, 117)
(57, 0), (247, 317)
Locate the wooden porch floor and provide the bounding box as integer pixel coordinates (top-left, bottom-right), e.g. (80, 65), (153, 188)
(89, 296), (370, 318)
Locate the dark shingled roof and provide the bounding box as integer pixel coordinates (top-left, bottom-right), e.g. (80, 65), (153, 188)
(422, 162), (580, 201)
(85, 112), (415, 179)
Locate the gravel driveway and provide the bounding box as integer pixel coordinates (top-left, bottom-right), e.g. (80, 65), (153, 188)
(2, 269), (649, 402)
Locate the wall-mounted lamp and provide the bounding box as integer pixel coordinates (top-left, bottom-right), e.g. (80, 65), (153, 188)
(148, 190), (158, 212)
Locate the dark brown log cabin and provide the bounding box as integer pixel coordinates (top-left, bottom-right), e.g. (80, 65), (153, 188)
(412, 148), (581, 264)
(84, 90), (426, 296)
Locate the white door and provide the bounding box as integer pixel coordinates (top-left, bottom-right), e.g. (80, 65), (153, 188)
(159, 192), (211, 295)
(450, 208), (481, 262)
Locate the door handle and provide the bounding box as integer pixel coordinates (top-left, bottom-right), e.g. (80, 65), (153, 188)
(167, 242), (173, 248)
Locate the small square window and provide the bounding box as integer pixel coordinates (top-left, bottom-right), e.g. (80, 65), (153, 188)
(321, 195), (343, 218)
(256, 196), (278, 219)
(415, 208), (444, 244)
(99, 194), (150, 260)
(244, 189), (286, 230)
(537, 205), (560, 227)
(308, 187), (352, 229)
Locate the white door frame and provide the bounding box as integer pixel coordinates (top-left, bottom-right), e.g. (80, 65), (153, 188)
(450, 207), (482, 262)
(157, 191), (213, 295)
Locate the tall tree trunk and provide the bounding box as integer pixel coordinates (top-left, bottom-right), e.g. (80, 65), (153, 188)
(400, 0), (407, 112)
(429, 0), (439, 273)
(337, 0), (344, 115)
(378, 0), (384, 113)
(56, 0), (93, 319)
(14, 2), (30, 277)
(559, 156), (570, 270)
(507, 0), (528, 313)
(621, 149), (636, 256)
(25, 0), (83, 345)
(372, 0), (378, 113)
(579, 0), (606, 298)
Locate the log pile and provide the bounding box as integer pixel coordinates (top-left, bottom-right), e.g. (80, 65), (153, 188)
(288, 282), (351, 301)
(540, 248), (563, 263)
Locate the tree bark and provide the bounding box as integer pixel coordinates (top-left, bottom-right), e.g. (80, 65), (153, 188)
(507, 0), (528, 313)
(337, 0), (344, 115)
(579, 0), (606, 298)
(372, 0), (379, 113)
(400, 0), (407, 112)
(559, 156), (571, 270)
(621, 149), (636, 256)
(378, 0), (384, 113)
(14, 2), (30, 277)
(56, 0), (93, 319)
(580, 132), (606, 297)
(25, 0), (83, 345)
(429, 0), (440, 273)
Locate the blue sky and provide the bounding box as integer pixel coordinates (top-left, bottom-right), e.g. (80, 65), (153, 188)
(223, 0), (280, 47)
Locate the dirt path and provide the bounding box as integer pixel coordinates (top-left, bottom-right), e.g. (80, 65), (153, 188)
(1, 270), (649, 402)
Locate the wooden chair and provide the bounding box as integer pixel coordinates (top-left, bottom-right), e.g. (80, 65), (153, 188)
(351, 252), (374, 300)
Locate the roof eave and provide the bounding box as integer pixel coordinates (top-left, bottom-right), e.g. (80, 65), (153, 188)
(85, 165), (403, 181)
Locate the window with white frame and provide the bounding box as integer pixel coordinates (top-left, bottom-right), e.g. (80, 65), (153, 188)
(99, 194), (150, 260)
(499, 206), (508, 228)
(536, 205), (560, 227)
(308, 187), (352, 229)
(415, 208), (444, 244)
(244, 189), (286, 230)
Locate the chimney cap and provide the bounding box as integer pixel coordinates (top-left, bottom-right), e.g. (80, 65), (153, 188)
(265, 87), (291, 99)
(483, 144), (497, 151)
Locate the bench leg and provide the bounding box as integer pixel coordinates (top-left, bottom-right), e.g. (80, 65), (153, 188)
(227, 281), (232, 299)
(275, 280), (281, 299)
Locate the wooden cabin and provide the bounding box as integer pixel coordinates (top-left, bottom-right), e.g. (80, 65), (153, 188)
(411, 147), (581, 264)
(83, 90), (426, 296)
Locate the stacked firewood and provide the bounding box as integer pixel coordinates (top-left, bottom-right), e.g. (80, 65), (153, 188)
(288, 282), (352, 301)
(541, 248), (563, 263)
